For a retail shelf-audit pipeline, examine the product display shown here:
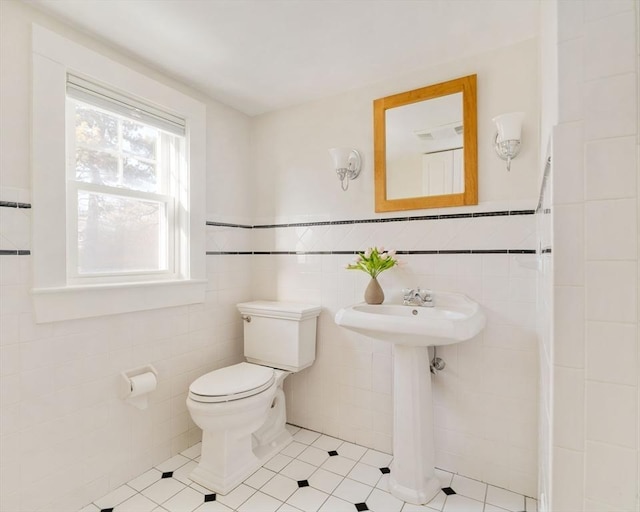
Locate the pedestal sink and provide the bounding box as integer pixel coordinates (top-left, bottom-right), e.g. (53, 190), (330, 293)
(334, 292), (485, 505)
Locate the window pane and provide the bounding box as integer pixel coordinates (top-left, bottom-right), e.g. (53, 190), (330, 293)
(74, 148), (119, 186)
(123, 157), (158, 193)
(122, 120), (157, 159)
(75, 104), (118, 150)
(77, 191), (166, 274)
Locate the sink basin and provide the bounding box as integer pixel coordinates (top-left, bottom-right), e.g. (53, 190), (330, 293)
(334, 291), (485, 505)
(334, 291), (485, 346)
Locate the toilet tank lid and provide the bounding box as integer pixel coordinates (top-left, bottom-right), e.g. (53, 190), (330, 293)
(237, 301), (321, 320)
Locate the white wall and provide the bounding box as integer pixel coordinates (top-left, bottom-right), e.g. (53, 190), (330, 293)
(549, 1), (639, 511)
(0, 2), (252, 511)
(248, 39), (541, 497)
(251, 39), (540, 224)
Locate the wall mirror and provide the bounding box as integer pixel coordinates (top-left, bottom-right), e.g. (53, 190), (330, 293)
(374, 74), (477, 212)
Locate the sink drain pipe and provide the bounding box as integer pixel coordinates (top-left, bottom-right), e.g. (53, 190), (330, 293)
(430, 346), (446, 374)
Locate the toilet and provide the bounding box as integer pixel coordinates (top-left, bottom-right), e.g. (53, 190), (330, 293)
(186, 300), (321, 494)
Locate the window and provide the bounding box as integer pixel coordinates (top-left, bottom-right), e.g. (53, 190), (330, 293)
(66, 76), (185, 283)
(31, 25), (206, 322)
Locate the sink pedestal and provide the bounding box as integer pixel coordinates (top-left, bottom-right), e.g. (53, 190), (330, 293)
(388, 344), (441, 504)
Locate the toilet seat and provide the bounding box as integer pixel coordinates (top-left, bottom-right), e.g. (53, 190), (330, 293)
(188, 362), (275, 403)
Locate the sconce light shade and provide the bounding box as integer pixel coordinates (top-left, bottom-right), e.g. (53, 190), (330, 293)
(492, 112), (524, 171)
(328, 147), (361, 191)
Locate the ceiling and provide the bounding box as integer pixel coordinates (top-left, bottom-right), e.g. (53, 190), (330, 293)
(27, 0), (539, 116)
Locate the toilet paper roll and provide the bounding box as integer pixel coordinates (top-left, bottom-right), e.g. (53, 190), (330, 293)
(128, 372), (157, 398)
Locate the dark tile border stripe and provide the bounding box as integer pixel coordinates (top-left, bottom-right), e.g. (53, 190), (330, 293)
(206, 249), (536, 256)
(2, 249), (536, 256)
(206, 209), (535, 230)
(0, 201), (31, 209)
(0, 250), (31, 255)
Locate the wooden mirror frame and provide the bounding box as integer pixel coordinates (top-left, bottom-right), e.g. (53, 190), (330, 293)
(374, 74), (478, 212)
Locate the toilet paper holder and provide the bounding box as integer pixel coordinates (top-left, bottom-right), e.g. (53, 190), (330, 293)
(120, 364), (158, 410)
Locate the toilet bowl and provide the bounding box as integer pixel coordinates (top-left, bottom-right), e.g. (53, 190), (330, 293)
(186, 301), (321, 495)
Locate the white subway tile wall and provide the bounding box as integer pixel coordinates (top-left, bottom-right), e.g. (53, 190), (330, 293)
(550, 1), (639, 511)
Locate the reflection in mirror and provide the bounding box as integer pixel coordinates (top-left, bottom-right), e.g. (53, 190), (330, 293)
(374, 75), (477, 212)
(386, 93), (463, 199)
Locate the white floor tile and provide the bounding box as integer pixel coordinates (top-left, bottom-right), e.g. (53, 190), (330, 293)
(285, 424), (301, 436)
(434, 469), (453, 487)
(308, 468), (343, 494)
(94, 484), (137, 509)
(336, 442), (367, 461)
(142, 479), (187, 505)
(264, 454), (294, 472)
(485, 486), (526, 512)
(157, 454), (191, 473)
(117, 493), (157, 512)
(193, 500), (233, 512)
(332, 478), (373, 503)
(173, 461), (198, 485)
(85, 433), (532, 512)
(130, 469), (164, 492)
(484, 505), (510, 512)
(297, 446), (330, 467)
(360, 449), (393, 468)
(367, 488), (404, 512)
(317, 495), (354, 512)
(237, 491), (283, 512)
(320, 455), (357, 476)
(376, 474), (390, 492)
(163, 487), (206, 512)
(181, 443), (202, 460)
(277, 504), (304, 512)
(401, 503), (441, 512)
(189, 483), (213, 495)
(245, 467), (277, 489)
(425, 490), (447, 511)
(263, 453), (293, 473)
(79, 505), (99, 512)
(292, 429), (322, 445)
(347, 462), (382, 487)
(280, 459), (317, 480)
(261, 474), (299, 501)
(285, 487), (329, 512)
(216, 484), (255, 510)
(280, 442), (308, 458)
(450, 475), (487, 502)
(310, 435), (342, 452)
(442, 494), (484, 512)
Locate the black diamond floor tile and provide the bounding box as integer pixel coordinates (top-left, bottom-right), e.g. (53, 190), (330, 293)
(328, 450), (338, 456)
(204, 493), (216, 502)
(355, 503), (369, 511)
(379, 467), (390, 474)
(161, 471), (173, 478)
(442, 486), (456, 495)
(100, 509), (113, 512)
(297, 479), (310, 488)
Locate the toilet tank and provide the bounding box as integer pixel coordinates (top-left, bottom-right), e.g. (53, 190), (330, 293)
(236, 301), (321, 372)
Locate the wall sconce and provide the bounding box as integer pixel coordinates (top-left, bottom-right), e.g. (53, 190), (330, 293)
(492, 112), (524, 171)
(328, 147), (361, 191)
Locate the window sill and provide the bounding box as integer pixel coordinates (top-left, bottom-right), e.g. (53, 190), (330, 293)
(32, 279), (207, 323)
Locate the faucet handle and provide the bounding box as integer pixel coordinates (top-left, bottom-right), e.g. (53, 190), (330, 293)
(417, 288), (433, 301)
(402, 288), (414, 300)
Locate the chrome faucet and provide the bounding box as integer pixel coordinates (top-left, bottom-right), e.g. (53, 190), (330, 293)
(402, 287), (434, 307)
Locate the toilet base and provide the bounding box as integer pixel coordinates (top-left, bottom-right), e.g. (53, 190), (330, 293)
(189, 427), (292, 495)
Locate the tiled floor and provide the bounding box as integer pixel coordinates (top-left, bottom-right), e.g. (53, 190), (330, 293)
(81, 425), (537, 512)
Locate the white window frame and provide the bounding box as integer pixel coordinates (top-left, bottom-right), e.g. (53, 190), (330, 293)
(31, 25), (206, 323)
